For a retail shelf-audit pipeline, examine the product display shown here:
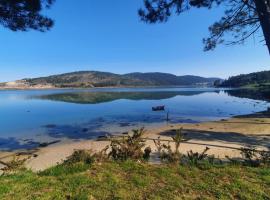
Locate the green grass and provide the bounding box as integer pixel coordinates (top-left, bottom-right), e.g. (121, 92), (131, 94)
(0, 161), (270, 200)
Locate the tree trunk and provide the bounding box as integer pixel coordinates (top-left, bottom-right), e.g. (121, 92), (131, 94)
(254, 0), (270, 54)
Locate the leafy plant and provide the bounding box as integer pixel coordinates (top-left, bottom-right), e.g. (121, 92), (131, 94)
(64, 150), (94, 165)
(108, 128), (151, 161)
(172, 128), (184, 154)
(1, 155), (29, 173)
(159, 142), (181, 163)
(185, 147), (215, 166)
(240, 147), (260, 167)
(258, 150), (270, 165)
(240, 147), (270, 167)
(154, 128), (185, 163)
(143, 147), (152, 160)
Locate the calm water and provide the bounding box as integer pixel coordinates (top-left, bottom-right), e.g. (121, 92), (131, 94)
(0, 87), (269, 150)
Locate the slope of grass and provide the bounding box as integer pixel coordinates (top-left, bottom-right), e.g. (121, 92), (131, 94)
(0, 161), (270, 200)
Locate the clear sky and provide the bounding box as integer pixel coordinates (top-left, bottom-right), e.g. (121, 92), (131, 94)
(0, 0), (269, 82)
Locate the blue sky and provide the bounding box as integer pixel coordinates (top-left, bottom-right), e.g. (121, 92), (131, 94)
(0, 0), (269, 82)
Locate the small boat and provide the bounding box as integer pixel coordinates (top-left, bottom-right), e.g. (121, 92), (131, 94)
(152, 105), (165, 111)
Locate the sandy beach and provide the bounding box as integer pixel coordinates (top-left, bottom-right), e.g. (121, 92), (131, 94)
(1, 111), (270, 172)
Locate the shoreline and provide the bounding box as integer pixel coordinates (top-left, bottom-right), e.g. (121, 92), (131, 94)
(1, 110), (270, 171)
(0, 85), (225, 91)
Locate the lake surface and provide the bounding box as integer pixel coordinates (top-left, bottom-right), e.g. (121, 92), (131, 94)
(0, 87), (269, 150)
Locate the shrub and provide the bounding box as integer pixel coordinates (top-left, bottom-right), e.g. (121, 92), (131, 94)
(258, 150), (270, 165)
(172, 128), (184, 154)
(64, 150), (94, 165)
(154, 128), (185, 163)
(143, 147), (152, 160)
(184, 147), (216, 166)
(0, 155), (29, 174)
(240, 147), (270, 167)
(108, 128), (151, 161)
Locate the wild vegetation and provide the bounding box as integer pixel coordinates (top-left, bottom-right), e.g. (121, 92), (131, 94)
(0, 128), (270, 199)
(218, 70), (270, 88)
(108, 128), (152, 161)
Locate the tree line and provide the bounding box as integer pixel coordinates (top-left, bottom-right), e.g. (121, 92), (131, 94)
(218, 70), (270, 87)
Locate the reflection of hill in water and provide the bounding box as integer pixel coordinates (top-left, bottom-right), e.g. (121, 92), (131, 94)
(226, 89), (270, 102)
(36, 91), (210, 104)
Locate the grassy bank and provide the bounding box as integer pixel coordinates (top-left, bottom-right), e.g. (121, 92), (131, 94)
(1, 128), (270, 199)
(0, 160), (270, 200)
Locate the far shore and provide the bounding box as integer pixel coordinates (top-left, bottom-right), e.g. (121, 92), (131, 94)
(0, 85), (229, 91)
(1, 110), (270, 172)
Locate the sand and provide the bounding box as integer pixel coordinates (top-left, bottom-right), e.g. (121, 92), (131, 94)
(1, 111), (270, 172)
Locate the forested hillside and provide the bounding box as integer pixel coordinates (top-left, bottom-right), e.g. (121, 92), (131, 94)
(219, 70), (270, 88)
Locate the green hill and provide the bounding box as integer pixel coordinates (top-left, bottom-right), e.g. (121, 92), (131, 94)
(219, 70), (270, 88)
(124, 72), (219, 86)
(21, 71), (220, 88)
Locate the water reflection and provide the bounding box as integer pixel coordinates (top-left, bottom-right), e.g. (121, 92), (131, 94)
(34, 91), (217, 104)
(226, 88), (270, 102)
(34, 88), (270, 105)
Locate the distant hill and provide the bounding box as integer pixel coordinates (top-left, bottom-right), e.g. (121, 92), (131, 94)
(0, 71), (221, 89)
(124, 73), (219, 86)
(219, 70), (270, 88)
